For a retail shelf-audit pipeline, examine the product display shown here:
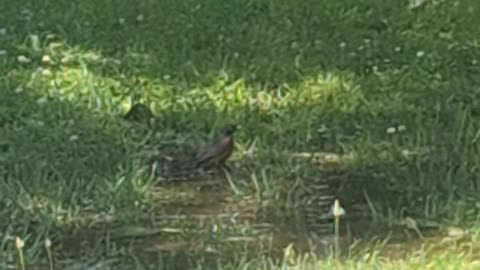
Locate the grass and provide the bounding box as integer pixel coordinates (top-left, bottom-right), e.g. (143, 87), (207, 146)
(1, 0), (480, 268)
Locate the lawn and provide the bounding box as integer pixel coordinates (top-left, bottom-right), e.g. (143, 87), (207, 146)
(1, 0), (480, 269)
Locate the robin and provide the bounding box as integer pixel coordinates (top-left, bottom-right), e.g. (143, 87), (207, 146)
(124, 103), (154, 124)
(194, 124), (237, 169)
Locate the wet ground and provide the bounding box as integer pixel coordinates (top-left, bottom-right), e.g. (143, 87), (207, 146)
(54, 167), (477, 269)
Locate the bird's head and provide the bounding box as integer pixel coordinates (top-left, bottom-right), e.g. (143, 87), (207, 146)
(222, 124), (237, 136)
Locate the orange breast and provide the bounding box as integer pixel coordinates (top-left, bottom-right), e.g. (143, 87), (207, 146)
(213, 137), (234, 163)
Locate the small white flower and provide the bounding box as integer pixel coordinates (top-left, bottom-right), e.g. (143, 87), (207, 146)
(324, 154), (340, 163)
(372, 66), (378, 72)
(363, 38), (371, 44)
(416, 51), (425, 58)
(409, 0), (427, 10)
(17, 55), (31, 63)
(0, 28), (6, 35)
(317, 124), (328, 133)
(15, 236), (25, 249)
(211, 224), (218, 239)
(205, 245), (218, 253)
(15, 87), (24, 93)
(119, 18), (125, 24)
(36, 97), (47, 105)
(44, 239), (51, 248)
(0, 50), (6, 56)
(447, 227), (469, 238)
(401, 149), (411, 158)
(472, 59), (478, 65)
(386, 127), (396, 134)
(397, 125), (407, 132)
(136, 14), (144, 22)
(339, 42), (346, 48)
(87, 53), (100, 62)
(61, 56), (70, 64)
(331, 199), (346, 217)
(163, 74), (171, 80)
(394, 47), (401, 52)
(49, 42), (62, 50)
(41, 68), (52, 76)
(30, 34), (40, 51)
(69, 135), (79, 141)
(42, 55), (52, 65)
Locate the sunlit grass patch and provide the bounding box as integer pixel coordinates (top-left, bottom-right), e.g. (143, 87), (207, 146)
(7, 34), (362, 121)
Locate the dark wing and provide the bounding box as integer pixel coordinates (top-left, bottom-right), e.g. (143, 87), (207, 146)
(195, 138), (229, 167)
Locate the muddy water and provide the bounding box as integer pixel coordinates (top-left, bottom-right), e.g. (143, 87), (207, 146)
(56, 171), (464, 270)
(58, 177), (331, 268)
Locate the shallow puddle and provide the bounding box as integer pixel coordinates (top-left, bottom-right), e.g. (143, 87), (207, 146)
(55, 171), (478, 269)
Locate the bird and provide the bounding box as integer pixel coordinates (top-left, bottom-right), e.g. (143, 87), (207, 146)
(194, 124), (237, 169)
(123, 103), (154, 124)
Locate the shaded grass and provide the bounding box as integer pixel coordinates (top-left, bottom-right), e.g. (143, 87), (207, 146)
(1, 0), (480, 268)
